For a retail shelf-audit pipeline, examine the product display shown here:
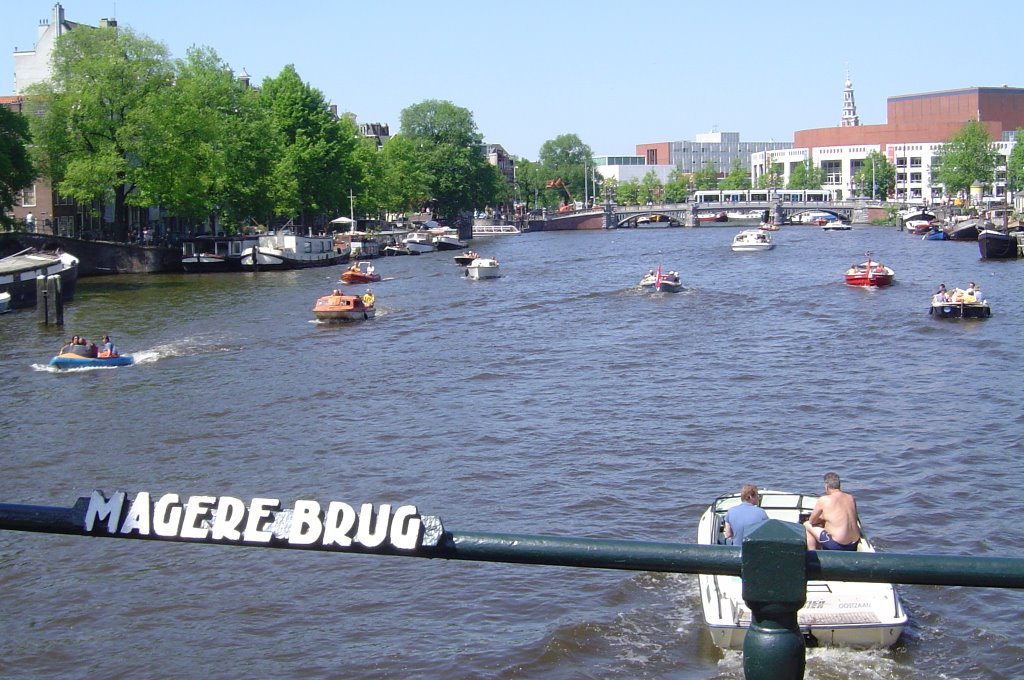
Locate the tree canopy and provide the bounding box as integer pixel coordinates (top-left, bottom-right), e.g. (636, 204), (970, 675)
(852, 151), (895, 200)
(0, 106), (35, 227)
(786, 158), (825, 190)
(538, 133), (593, 208)
(1007, 128), (1024, 195)
(395, 99), (501, 221)
(692, 161), (719, 190)
(933, 120), (998, 198)
(719, 157), (752, 190)
(28, 25), (173, 239)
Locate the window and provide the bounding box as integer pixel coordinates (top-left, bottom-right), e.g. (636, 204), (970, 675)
(19, 184), (37, 207)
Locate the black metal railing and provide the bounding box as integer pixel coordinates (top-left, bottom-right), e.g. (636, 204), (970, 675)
(3, 494), (1023, 680)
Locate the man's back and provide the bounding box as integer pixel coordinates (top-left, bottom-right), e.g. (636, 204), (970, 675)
(818, 490), (860, 544)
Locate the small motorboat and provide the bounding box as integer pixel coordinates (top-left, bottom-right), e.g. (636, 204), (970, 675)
(383, 243), (418, 256)
(639, 267), (683, 292)
(340, 261), (381, 284)
(922, 227), (947, 241)
(403, 231), (435, 254)
(432, 229), (467, 251)
(453, 250), (478, 266)
(0, 291), (10, 313)
(844, 255), (894, 287)
(313, 290), (376, 322)
(697, 489), (907, 649)
(49, 351), (134, 368)
(759, 222), (779, 231)
(943, 218), (986, 241)
(465, 257), (500, 280)
(696, 211), (728, 223)
(930, 288), (991, 319)
(731, 228), (774, 252)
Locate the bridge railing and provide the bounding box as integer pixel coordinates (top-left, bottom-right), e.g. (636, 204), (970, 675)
(3, 493), (1023, 680)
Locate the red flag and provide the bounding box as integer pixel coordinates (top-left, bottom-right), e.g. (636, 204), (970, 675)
(655, 265), (663, 292)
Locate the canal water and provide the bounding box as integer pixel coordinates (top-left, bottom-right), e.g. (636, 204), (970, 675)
(1, 224), (1022, 679)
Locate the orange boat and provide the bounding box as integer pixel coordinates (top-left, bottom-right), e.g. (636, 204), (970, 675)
(340, 261), (381, 284)
(844, 254), (894, 288)
(313, 290), (376, 322)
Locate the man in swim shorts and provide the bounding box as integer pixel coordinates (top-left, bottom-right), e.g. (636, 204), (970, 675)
(804, 471), (861, 551)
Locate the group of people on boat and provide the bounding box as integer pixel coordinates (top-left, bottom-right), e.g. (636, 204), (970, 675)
(59, 335), (118, 358)
(724, 472), (861, 551)
(933, 282), (984, 304)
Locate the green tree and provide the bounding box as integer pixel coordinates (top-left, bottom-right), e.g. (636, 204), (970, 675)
(663, 168), (690, 203)
(756, 163), (783, 190)
(398, 99), (498, 221)
(512, 157), (543, 210)
(787, 158), (825, 189)
(852, 151), (895, 200)
(1006, 128), (1024, 196)
(538, 133), (593, 208)
(933, 120), (998, 199)
(28, 25), (173, 240)
(0, 106), (35, 228)
(616, 178), (641, 206)
(639, 171), (663, 204)
(259, 65), (359, 227)
(693, 160), (719, 190)
(378, 135), (432, 215)
(719, 157), (751, 190)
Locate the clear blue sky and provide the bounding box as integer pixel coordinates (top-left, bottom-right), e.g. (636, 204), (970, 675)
(4, 1), (1022, 160)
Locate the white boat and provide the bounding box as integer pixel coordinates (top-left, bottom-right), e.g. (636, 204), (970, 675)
(431, 228), (467, 251)
(0, 248), (79, 309)
(240, 231), (349, 270)
(466, 256), (500, 279)
(472, 223), (521, 236)
(697, 489), (907, 649)
(0, 291), (10, 313)
(731, 229), (775, 252)
(403, 231), (435, 254)
(638, 269), (683, 292)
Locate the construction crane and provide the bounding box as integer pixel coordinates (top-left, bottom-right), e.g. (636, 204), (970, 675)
(545, 178), (577, 212)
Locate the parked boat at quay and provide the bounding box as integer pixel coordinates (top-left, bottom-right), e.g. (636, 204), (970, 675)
(403, 231), (436, 254)
(0, 248), (79, 309)
(240, 231), (349, 270)
(943, 218), (987, 241)
(432, 228), (467, 251)
(181, 234), (259, 273)
(697, 489), (907, 649)
(978, 228), (1022, 259)
(0, 291), (10, 313)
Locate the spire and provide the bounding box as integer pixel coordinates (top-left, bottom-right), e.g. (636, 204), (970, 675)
(841, 68), (860, 127)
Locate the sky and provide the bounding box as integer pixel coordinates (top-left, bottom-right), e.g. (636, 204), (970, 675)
(3, 1), (1022, 160)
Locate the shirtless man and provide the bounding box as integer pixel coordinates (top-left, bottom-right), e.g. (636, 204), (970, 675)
(803, 472), (861, 551)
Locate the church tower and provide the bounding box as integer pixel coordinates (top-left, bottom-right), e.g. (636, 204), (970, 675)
(841, 70), (860, 127)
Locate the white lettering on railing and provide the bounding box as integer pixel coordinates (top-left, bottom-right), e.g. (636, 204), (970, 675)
(83, 490), (431, 551)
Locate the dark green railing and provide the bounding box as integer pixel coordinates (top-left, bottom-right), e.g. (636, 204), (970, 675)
(3, 495), (1023, 680)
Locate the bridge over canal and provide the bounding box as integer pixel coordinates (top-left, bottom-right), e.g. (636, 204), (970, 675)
(609, 200), (865, 228)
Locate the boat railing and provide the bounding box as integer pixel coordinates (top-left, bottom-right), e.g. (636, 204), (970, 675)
(2, 496), (1023, 680)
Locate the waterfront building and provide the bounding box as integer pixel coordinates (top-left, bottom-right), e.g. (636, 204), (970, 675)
(752, 80), (1024, 204)
(636, 131), (794, 176)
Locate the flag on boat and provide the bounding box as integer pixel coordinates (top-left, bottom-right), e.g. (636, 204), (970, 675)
(655, 265), (663, 292)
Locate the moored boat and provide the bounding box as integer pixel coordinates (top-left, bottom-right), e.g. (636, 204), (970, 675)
(0, 248), (79, 309)
(978, 228), (1021, 259)
(240, 231), (349, 270)
(432, 229), (467, 251)
(943, 218), (986, 241)
(466, 257), (500, 279)
(0, 291), (10, 313)
(844, 255), (894, 287)
(403, 231), (435, 254)
(697, 489), (907, 649)
(922, 227), (947, 241)
(312, 289), (376, 322)
(181, 234), (259, 273)
(696, 211), (728, 224)
(340, 261), (381, 284)
(731, 228), (774, 252)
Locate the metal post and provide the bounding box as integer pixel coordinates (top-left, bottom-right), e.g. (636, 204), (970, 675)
(741, 520), (807, 680)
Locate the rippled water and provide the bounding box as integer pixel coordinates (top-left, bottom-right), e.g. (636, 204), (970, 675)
(1, 224), (1022, 679)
